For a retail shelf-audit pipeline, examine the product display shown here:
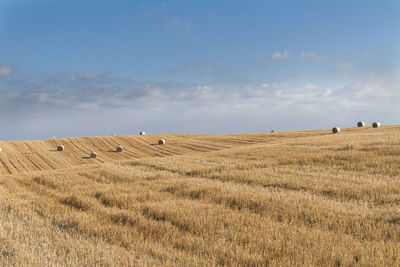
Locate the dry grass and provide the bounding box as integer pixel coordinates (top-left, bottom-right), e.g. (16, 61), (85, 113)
(1, 126), (400, 266)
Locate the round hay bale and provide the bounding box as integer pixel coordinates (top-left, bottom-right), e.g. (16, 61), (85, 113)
(0, 147), (2, 152)
(332, 127), (341, 134)
(116, 145), (123, 152)
(140, 131), (146, 135)
(57, 145), (64, 151)
(158, 139), (166, 145)
(372, 122), (381, 128)
(357, 121), (365, 127)
(90, 152), (97, 158)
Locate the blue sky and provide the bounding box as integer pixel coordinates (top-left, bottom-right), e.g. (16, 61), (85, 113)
(0, 0), (399, 140)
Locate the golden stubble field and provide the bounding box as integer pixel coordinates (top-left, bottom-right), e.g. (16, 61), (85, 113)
(1, 126), (400, 266)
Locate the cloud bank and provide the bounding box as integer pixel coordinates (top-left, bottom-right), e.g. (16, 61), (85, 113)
(0, 66), (398, 140)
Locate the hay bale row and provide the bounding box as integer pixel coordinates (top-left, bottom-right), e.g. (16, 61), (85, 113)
(332, 121), (382, 133)
(53, 137), (167, 158)
(55, 144), (124, 158)
(357, 121), (381, 128)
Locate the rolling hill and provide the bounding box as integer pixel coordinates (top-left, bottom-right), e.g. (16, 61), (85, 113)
(1, 126), (400, 266)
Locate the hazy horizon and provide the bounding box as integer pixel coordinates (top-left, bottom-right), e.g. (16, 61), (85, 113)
(1, 0), (399, 140)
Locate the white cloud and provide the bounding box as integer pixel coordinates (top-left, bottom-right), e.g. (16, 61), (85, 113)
(334, 71), (399, 100)
(301, 52), (323, 61)
(336, 62), (352, 72)
(0, 64), (15, 77)
(261, 83), (270, 88)
(304, 83), (320, 89)
(194, 85), (220, 100)
(268, 50), (290, 62)
(196, 85), (212, 93)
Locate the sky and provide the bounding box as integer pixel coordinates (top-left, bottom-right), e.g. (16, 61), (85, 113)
(0, 0), (399, 140)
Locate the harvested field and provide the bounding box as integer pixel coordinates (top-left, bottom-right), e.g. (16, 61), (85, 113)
(0, 126), (400, 266)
